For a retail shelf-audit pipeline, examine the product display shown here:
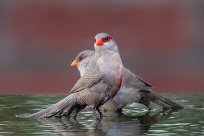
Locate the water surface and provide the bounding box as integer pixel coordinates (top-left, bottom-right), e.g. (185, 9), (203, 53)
(0, 93), (203, 136)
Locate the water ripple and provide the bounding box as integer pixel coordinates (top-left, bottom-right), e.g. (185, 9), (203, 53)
(0, 94), (203, 136)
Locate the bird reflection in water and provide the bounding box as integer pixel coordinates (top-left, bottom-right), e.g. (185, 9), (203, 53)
(37, 109), (176, 136)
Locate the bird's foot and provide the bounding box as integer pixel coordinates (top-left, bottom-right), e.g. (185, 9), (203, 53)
(92, 118), (101, 128)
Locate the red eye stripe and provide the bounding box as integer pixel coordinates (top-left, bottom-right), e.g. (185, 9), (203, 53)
(102, 36), (112, 42)
(77, 56), (82, 62)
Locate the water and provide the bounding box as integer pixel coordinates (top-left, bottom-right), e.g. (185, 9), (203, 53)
(0, 93), (203, 136)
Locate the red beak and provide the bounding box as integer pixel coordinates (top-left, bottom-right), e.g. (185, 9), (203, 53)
(95, 38), (103, 46)
(71, 59), (78, 67)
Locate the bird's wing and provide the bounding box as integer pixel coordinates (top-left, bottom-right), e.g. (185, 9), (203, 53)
(135, 75), (152, 87)
(123, 67), (152, 91)
(69, 57), (103, 94)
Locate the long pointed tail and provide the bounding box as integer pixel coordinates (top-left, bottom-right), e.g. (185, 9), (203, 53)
(140, 91), (183, 109)
(153, 94), (183, 109)
(17, 93), (77, 118)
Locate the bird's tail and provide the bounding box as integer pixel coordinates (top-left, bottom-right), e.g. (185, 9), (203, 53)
(140, 91), (183, 110)
(16, 93), (77, 118)
(152, 95), (183, 110)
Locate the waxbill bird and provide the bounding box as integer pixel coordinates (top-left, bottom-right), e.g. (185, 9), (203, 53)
(19, 33), (124, 120)
(70, 50), (183, 112)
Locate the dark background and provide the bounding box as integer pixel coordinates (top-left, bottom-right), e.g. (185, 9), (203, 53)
(0, 0), (204, 94)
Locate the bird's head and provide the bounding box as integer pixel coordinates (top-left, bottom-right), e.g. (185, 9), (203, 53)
(71, 50), (94, 76)
(94, 33), (119, 54)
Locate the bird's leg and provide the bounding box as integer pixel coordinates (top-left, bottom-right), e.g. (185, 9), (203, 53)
(91, 107), (101, 121)
(92, 119), (101, 129)
(96, 107), (103, 119)
(91, 107), (102, 128)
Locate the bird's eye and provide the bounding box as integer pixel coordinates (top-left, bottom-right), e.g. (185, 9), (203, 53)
(78, 56), (82, 62)
(102, 36), (112, 42)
